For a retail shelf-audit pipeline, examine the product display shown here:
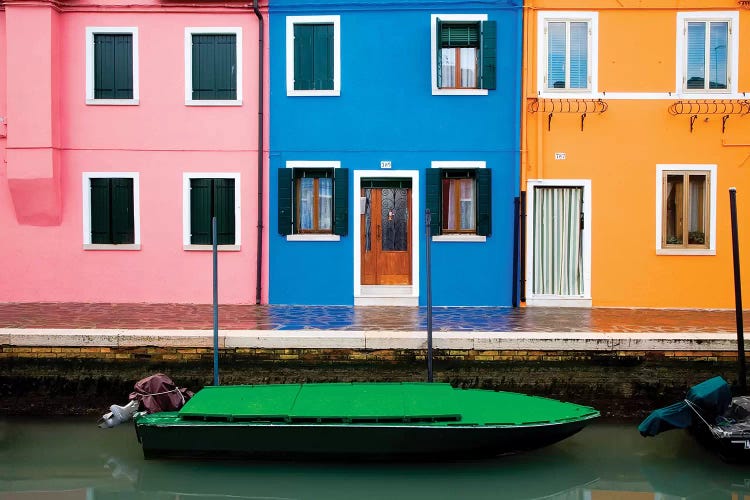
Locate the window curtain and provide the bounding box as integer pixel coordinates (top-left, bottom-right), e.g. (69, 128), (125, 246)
(460, 48), (477, 87)
(441, 49), (456, 88)
(532, 187), (583, 295)
(299, 178), (314, 230)
(446, 179), (474, 230)
(319, 178), (332, 230)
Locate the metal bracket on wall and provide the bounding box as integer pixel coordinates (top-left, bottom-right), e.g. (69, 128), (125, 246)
(668, 100), (750, 133)
(529, 99), (608, 132)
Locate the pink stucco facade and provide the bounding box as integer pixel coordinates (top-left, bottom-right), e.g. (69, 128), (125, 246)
(0, 0), (270, 304)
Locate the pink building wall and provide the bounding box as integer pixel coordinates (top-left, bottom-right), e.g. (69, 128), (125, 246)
(0, 0), (270, 304)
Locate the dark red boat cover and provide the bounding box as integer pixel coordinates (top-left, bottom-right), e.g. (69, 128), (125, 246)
(129, 373), (194, 413)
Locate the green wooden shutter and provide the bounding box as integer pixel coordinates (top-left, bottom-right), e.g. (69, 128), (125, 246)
(425, 169), (442, 236)
(476, 169), (492, 236)
(442, 24), (479, 47)
(294, 25), (314, 90)
(94, 34), (133, 99)
(214, 178), (235, 245)
(111, 178), (134, 244)
(333, 168), (348, 236)
(278, 169), (293, 235)
(214, 35), (237, 100)
(436, 18), (442, 89)
(193, 34), (236, 100)
(90, 178), (111, 244)
(480, 21), (497, 90)
(313, 24), (334, 90)
(190, 178), (212, 244)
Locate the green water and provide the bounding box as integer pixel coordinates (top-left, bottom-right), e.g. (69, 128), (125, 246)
(1, 418), (749, 499)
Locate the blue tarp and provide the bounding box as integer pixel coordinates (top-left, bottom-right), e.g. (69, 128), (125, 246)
(638, 376), (732, 437)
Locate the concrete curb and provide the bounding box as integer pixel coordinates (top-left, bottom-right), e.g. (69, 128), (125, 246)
(0, 328), (745, 351)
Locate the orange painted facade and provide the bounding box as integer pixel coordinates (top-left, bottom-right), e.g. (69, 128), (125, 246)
(522, 0), (750, 308)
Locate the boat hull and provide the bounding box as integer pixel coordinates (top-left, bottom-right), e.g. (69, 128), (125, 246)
(135, 418), (594, 460)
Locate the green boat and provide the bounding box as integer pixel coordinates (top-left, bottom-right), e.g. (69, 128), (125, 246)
(134, 382), (599, 459)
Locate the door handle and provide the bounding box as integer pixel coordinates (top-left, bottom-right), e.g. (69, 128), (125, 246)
(377, 224), (381, 240)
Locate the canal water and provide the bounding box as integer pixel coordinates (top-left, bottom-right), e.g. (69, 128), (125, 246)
(1, 418), (749, 499)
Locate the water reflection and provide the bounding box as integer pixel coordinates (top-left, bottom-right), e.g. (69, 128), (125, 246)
(1, 418), (750, 500)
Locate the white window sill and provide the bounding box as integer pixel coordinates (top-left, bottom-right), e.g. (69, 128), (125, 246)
(184, 244), (241, 251)
(185, 100), (242, 106)
(84, 244), (141, 251)
(86, 99), (139, 106)
(286, 234), (341, 242)
(537, 90), (595, 99)
(432, 88), (488, 96)
(432, 234), (486, 243)
(287, 89), (340, 97)
(657, 248), (715, 256)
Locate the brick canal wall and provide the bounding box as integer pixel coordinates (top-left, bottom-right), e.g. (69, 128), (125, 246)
(1, 346), (745, 419)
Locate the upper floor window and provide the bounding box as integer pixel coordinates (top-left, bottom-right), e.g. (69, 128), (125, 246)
(656, 165), (716, 255)
(286, 16), (341, 96)
(537, 12), (598, 96)
(431, 14), (495, 95)
(677, 12), (738, 94)
(185, 28), (243, 106)
(86, 27), (139, 105)
(82, 173), (141, 250)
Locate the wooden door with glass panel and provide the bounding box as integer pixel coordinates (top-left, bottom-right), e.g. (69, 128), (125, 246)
(361, 181), (412, 285)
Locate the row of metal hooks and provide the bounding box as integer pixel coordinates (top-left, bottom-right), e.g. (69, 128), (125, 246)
(668, 100), (750, 116)
(528, 99), (608, 132)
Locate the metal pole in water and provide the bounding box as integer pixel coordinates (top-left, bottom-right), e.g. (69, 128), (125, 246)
(729, 188), (746, 394)
(425, 209), (433, 383)
(213, 216), (219, 386)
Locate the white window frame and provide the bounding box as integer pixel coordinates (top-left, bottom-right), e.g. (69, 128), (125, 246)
(537, 11), (598, 98)
(183, 173), (242, 251)
(285, 161), (341, 241)
(286, 16), (341, 97)
(184, 27), (243, 106)
(430, 161), (487, 242)
(656, 164), (717, 256)
(82, 172), (141, 250)
(85, 27), (139, 105)
(676, 12), (738, 96)
(431, 14), (488, 96)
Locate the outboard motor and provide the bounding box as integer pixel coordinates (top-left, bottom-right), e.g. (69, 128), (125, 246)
(98, 400), (140, 428)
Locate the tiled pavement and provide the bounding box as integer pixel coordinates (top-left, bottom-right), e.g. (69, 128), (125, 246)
(0, 303), (748, 351)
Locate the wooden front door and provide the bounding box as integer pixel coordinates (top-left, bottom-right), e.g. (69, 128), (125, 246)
(361, 186), (412, 285)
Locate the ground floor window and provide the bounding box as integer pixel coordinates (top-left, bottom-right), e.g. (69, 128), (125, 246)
(278, 164), (348, 237)
(426, 163), (491, 236)
(183, 173), (241, 249)
(82, 172), (140, 248)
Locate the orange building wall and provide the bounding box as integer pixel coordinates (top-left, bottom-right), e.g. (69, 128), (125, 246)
(523, 2), (750, 308)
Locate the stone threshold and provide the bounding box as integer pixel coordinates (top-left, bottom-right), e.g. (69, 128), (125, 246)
(0, 328), (745, 351)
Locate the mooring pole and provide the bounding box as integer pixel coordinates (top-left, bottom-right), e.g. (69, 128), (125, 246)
(425, 209), (433, 383)
(213, 216), (220, 386)
(729, 188), (746, 394)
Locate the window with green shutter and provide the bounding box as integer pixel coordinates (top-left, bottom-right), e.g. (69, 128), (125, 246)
(190, 178), (236, 245)
(426, 169), (491, 236)
(93, 34), (133, 99)
(192, 34), (237, 100)
(435, 18), (496, 90)
(293, 24), (334, 91)
(90, 178), (135, 244)
(278, 168), (348, 236)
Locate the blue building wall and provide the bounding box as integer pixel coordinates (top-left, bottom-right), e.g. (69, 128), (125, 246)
(269, 0), (523, 306)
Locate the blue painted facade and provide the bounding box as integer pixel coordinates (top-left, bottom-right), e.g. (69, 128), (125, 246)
(269, 0), (523, 306)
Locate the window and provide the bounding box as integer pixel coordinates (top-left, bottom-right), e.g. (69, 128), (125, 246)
(82, 173), (140, 249)
(286, 16), (341, 96)
(537, 12), (597, 96)
(426, 162), (491, 238)
(85, 27), (139, 105)
(183, 174), (241, 249)
(677, 12), (738, 94)
(185, 28), (242, 105)
(656, 165), (716, 255)
(278, 163), (348, 239)
(431, 14), (495, 95)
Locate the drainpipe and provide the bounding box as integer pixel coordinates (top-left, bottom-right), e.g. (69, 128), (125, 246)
(253, 0), (264, 304)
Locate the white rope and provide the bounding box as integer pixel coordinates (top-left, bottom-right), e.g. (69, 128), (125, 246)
(140, 387), (186, 405)
(684, 398), (720, 436)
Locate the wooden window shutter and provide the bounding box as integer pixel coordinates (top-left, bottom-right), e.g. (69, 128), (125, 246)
(190, 178), (212, 244)
(294, 25), (314, 90)
(214, 178), (235, 245)
(277, 169), (294, 235)
(435, 18), (442, 89)
(94, 34), (133, 99)
(90, 178), (112, 244)
(314, 24), (334, 90)
(111, 178), (134, 244)
(476, 169), (492, 236)
(193, 34), (236, 100)
(333, 168), (348, 236)
(425, 168), (442, 236)
(480, 21), (497, 90)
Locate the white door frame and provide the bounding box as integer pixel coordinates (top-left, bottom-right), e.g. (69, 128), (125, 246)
(525, 179), (592, 307)
(353, 170), (420, 305)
